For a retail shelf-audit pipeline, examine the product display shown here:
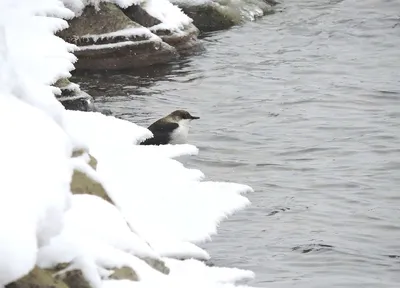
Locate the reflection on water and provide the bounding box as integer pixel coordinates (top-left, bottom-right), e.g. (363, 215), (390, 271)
(72, 0), (400, 287)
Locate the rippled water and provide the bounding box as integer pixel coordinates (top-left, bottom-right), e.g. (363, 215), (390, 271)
(73, 0), (400, 286)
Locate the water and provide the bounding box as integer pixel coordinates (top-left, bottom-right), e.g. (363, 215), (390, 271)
(72, 0), (400, 286)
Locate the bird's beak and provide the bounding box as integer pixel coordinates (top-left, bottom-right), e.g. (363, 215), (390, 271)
(190, 116), (200, 120)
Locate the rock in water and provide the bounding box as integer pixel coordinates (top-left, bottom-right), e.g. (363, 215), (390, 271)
(170, 0), (275, 32)
(53, 78), (112, 115)
(123, 5), (202, 54)
(57, 3), (178, 70)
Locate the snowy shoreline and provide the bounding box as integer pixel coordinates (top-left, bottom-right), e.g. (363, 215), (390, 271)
(0, 1), (258, 288)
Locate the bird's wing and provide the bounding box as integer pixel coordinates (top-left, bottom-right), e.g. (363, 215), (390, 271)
(140, 121), (179, 145)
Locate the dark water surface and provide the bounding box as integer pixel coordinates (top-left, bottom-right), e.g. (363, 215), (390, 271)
(73, 0), (400, 286)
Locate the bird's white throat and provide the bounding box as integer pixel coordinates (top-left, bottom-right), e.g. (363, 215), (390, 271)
(170, 119), (191, 144)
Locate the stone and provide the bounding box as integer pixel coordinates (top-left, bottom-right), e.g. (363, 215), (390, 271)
(171, 0), (275, 32)
(57, 3), (178, 70)
(74, 39), (178, 70)
(51, 265), (91, 288)
(53, 78), (112, 115)
(141, 257), (170, 275)
(152, 24), (203, 54)
(70, 149), (114, 204)
(5, 267), (68, 288)
(122, 5), (162, 28)
(109, 267), (138, 281)
(123, 6), (202, 53)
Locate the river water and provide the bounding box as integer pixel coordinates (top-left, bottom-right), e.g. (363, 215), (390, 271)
(73, 0), (400, 287)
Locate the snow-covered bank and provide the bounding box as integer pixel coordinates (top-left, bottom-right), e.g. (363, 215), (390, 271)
(0, 0), (255, 288)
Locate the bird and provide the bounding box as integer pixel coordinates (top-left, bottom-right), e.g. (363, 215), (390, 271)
(140, 110), (200, 145)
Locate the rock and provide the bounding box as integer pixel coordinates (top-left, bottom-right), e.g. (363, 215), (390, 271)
(265, 0), (279, 5)
(123, 6), (202, 53)
(5, 267), (68, 288)
(70, 149), (114, 205)
(122, 4), (161, 28)
(141, 257), (170, 275)
(171, 0), (275, 32)
(72, 149), (98, 169)
(109, 267), (138, 281)
(50, 264), (91, 288)
(53, 78), (112, 115)
(57, 3), (178, 70)
(151, 24), (203, 54)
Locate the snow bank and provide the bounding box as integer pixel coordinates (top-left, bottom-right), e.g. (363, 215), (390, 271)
(0, 0), (78, 285)
(64, 110), (252, 258)
(0, 0), (255, 287)
(0, 93), (74, 287)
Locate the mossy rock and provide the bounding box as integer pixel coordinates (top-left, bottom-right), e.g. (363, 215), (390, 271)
(5, 267), (69, 288)
(110, 267), (138, 281)
(70, 149), (114, 204)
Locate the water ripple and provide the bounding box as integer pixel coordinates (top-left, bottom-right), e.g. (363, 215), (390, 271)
(73, 0), (400, 286)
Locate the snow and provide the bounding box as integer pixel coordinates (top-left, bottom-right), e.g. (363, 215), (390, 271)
(0, 80), (74, 287)
(80, 27), (160, 43)
(77, 40), (159, 51)
(62, 0), (192, 32)
(142, 0), (193, 31)
(62, 0), (140, 17)
(0, 0), (255, 287)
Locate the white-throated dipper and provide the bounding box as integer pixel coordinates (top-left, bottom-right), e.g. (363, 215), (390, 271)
(140, 110), (200, 145)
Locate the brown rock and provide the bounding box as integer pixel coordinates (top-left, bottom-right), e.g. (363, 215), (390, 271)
(58, 3), (141, 39)
(109, 267), (138, 281)
(122, 5), (161, 28)
(5, 267), (68, 288)
(153, 24), (203, 54)
(141, 257), (170, 275)
(123, 4), (202, 53)
(57, 3), (178, 70)
(70, 149), (114, 204)
(74, 39), (178, 70)
(53, 78), (111, 114)
(52, 268), (91, 288)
